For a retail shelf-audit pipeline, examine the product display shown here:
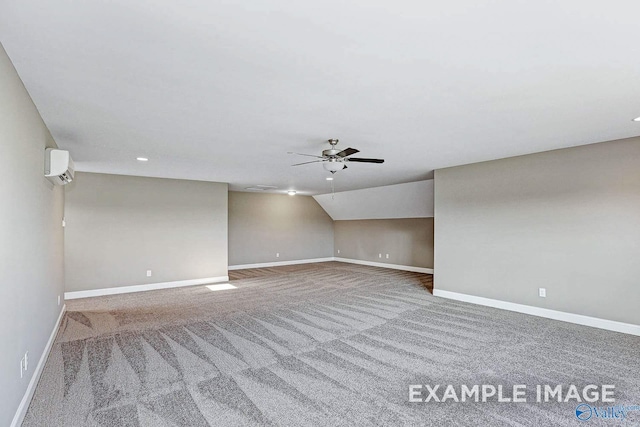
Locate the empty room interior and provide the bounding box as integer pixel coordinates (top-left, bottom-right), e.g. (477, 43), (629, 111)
(1, 2), (640, 426)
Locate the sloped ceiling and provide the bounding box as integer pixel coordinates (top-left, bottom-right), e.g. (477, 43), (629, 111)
(314, 180), (433, 220)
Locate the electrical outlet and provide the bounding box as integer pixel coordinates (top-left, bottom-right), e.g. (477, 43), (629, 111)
(62, 218), (66, 227)
(337, 249), (340, 254)
(58, 295), (61, 306)
(386, 254), (389, 259)
(276, 253), (280, 258)
(378, 253), (382, 258)
(146, 270), (152, 277)
(20, 351), (28, 378)
(539, 288), (546, 298)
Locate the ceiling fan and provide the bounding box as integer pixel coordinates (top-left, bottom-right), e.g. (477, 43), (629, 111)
(288, 139), (384, 174)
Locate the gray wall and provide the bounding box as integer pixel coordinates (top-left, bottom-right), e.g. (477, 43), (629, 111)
(0, 44), (65, 426)
(65, 173), (228, 292)
(434, 137), (640, 325)
(334, 219), (434, 268)
(229, 192), (334, 265)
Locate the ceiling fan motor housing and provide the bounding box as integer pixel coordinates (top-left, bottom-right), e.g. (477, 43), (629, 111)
(322, 148), (342, 157)
(323, 139), (341, 157)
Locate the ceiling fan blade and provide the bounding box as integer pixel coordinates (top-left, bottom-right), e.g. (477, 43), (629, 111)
(347, 157), (385, 163)
(336, 147), (359, 157)
(287, 152), (325, 159)
(292, 160), (324, 166)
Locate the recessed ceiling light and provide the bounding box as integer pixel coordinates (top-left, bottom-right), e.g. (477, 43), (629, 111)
(326, 177), (334, 181)
(633, 116), (640, 122)
(136, 157), (149, 162)
(287, 190), (296, 196)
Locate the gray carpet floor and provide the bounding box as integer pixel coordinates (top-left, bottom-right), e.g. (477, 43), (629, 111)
(24, 262), (640, 426)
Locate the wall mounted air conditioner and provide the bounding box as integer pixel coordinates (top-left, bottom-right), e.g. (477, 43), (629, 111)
(45, 148), (75, 185)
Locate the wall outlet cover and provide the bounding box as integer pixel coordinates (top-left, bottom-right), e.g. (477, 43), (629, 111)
(539, 288), (546, 298)
(20, 351), (29, 377)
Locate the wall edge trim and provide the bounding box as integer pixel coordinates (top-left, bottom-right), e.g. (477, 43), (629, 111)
(229, 257), (434, 274)
(228, 258), (334, 270)
(333, 257), (434, 274)
(64, 276), (229, 300)
(11, 304), (67, 427)
(433, 289), (640, 336)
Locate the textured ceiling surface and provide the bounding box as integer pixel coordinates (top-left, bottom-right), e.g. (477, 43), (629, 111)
(2, 1), (640, 194)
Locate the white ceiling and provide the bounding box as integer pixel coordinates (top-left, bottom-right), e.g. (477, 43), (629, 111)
(2, 1), (640, 195)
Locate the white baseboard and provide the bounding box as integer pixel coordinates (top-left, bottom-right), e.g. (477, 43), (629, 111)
(433, 289), (640, 337)
(228, 258), (335, 270)
(64, 276), (229, 300)
(11, 304), (66, 427)
(334, 257), (434, 274)
(228, 257), (434, 274)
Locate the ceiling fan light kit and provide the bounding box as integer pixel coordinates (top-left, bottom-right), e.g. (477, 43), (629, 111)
(289, 138), (384, 175)
(323, 158), (346, 173)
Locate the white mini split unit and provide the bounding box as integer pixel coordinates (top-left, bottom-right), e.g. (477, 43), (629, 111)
(44, 148), (75, 185)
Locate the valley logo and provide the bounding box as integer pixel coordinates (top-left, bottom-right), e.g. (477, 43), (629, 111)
(575, 403), (640, 422)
